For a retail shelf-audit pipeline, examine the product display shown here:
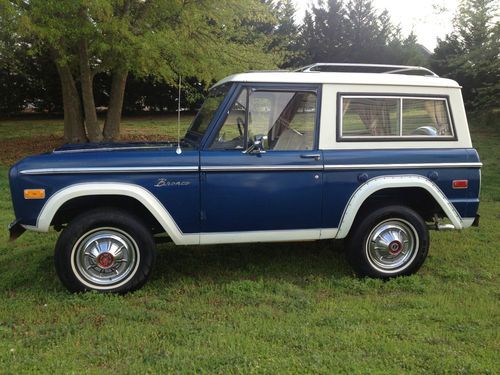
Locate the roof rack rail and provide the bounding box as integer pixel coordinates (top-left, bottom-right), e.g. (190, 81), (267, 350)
(296, 63), (439, 77)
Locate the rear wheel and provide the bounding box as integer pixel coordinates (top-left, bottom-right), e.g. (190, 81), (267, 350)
(346, 205), (429, 278)
(55, 208), (155, 293)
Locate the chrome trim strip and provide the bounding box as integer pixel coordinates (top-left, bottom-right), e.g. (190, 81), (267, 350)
(20, 166), (199, 175)
(20, 162), (482, 175)
(52, 145), (170, 154)
(324, 162), (482, 170)
(201, 165), (323, 172)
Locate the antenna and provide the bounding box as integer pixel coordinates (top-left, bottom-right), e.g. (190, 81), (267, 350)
(176, 75), (182, 155)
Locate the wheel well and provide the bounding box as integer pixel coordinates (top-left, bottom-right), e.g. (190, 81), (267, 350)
(353, 187), (445, 225)
(51, 195), (164, 234)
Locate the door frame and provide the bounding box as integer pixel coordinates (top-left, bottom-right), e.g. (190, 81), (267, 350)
(198, 82), (329, 243)
(200, 82), (323, 151)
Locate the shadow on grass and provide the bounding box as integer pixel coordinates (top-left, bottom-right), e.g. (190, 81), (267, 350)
(152, 239), (351, 285)
(0, 235), (351, 292)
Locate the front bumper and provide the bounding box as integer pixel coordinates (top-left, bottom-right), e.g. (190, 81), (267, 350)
(8, 219), (26, 241)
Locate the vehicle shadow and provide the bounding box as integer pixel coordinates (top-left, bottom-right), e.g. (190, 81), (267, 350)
(152, 239), (351, 285)
(0, 235), (351, 292)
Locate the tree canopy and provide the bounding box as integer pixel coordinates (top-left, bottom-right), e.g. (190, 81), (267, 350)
(293, 0), (430, 66)
(0, 0), (498, 141)
(1, 0), (278, 141)
(432, 0), (499, 110)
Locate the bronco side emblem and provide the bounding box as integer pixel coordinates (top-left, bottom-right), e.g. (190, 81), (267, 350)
(154, 178), (191, 187)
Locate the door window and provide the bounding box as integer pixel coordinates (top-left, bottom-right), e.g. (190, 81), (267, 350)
(210, 89), (247, 150)
(210, 88), (317, 150)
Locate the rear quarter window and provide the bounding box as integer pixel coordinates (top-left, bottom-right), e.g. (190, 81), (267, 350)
(339, 94), (455, 141)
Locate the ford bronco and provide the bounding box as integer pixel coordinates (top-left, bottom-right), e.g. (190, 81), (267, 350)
(8, 63), (481, 293)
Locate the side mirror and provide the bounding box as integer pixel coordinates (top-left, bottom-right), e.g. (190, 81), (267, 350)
(243, 135), (268, 154)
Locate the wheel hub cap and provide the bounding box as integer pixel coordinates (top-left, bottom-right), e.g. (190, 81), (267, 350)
(73, 228), (139, 287)
(96, 252), (115, 269)
(366, 219), (418, 272)
(388, 240), (403, 255)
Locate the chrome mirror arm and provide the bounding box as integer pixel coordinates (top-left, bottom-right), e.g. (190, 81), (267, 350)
(243, 135), (268, 154)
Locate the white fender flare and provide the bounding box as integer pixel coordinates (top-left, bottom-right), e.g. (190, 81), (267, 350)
(335, 175), (464, 239)
(33, 182), (199, 245)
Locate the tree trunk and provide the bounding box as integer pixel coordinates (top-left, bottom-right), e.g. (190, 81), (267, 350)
(78, 39), (102, 142)
(55, 62), (87, 143)
(103, 69), (128, 141)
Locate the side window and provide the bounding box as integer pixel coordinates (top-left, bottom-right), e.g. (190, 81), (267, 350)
(402, 99), (452, 136)
(340, 95), (454, 140)
(210, 90), (247, 150)
(342, 98), (400, 137)
(249, 91), (316, 151)
(210, 88), (317, 151)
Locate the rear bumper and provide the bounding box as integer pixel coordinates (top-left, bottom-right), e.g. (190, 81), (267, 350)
(472, 214), (480, 227)
(8, 219), (26, 241)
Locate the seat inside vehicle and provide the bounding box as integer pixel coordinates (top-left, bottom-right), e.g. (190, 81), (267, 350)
(274, 128), (313, 150)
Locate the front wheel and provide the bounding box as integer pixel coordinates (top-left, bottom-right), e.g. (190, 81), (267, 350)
(55, 208), (156, 293)
(346, 205), (429, 278)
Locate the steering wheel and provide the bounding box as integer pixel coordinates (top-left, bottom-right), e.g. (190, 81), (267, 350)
(236, 117), (244, 137)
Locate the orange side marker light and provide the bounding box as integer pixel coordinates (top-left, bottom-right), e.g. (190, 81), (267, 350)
(24, 189), (46, 200)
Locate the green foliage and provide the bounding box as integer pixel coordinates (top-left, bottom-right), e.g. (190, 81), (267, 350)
(0, 0), (495, 117)
(2, 0), (281, 141)
(293, 0), (430, 67)
(432, 0), (499, 110)
(7, 0), (277, 83)
(259, 0), (300, 68)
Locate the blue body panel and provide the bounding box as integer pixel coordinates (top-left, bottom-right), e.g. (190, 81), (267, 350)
(200, 151), (323, 232)
(10, 147), (201, 233)
(9, 144), (480, 236)
(321, 148), (481, 228)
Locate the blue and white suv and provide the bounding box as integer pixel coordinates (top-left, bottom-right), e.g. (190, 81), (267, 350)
(8, 64), (481, 293)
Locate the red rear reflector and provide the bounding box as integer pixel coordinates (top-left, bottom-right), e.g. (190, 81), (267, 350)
(452, 180), (468, 189)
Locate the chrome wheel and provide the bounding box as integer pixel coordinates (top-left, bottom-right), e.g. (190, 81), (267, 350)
(365, 219), (419, 273)
(71, 227), (140, 288)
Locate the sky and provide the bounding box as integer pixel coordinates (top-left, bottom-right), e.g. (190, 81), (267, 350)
(291, 0), (460, 51)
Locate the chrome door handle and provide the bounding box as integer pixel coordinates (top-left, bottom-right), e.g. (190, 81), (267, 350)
(300, 154), (321, 160)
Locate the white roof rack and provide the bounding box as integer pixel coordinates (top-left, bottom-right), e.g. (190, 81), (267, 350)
(297, 63), (439, 77)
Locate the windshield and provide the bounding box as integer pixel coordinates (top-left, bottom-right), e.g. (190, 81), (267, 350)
(184, 83), (232, 146)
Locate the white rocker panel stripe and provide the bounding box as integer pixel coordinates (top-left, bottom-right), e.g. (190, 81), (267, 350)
(201, 229), (320, 245)
(335, 174), (464, 239)
(200, 227), (338, 244)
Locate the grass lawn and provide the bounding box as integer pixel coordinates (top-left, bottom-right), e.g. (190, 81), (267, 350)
(0, 114), (498, 373)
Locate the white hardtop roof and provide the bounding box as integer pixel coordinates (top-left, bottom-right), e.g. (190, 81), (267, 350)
(214, 71), (461, 89)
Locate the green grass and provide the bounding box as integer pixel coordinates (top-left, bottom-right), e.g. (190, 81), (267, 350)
(0, 114), (193, 140)
(0, 114), (499, 373)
